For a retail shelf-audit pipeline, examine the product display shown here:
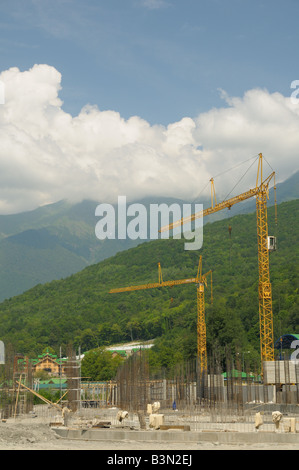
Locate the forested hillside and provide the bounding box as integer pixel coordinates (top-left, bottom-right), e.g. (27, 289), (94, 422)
(0, 170), (297, 302)
(0, 199), (297, 370)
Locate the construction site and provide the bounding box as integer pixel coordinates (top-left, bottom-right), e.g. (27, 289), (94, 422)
(0, 153), (298, 450)
(0, 343), (299, 450)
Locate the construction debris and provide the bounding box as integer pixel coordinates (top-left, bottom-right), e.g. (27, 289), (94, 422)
(116, 410), (129, 422)
(1, 345), (299, 451)
(272, 411), (283, 431)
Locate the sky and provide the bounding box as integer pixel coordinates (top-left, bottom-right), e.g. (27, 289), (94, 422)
(0, 0), (298, 214)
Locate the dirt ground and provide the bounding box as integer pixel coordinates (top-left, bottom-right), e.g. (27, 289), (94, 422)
(0, 418), (298, 450)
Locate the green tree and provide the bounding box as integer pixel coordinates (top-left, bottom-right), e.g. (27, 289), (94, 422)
(81, 347), (124, 381)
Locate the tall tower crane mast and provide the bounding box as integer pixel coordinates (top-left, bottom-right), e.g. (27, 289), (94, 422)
(196, 256), (212, 371)
(160, 153), (276, 366)
(109, 256), (212, 371)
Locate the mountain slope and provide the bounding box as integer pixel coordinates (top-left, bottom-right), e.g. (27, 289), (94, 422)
(0, 199), (297, 368)
(0, 199), (146, 300)
(0, 171), (297, 301)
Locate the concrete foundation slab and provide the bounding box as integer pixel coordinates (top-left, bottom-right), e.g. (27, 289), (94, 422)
(52, 427), (299, 446)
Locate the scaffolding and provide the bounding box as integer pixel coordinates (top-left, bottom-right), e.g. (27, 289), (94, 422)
(0, 347), (33, 419)
(113, 349), (299, 415)
(64, 346), (81, 412)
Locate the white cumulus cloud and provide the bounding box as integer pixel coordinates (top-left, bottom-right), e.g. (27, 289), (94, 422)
(0, 64), (298, 214)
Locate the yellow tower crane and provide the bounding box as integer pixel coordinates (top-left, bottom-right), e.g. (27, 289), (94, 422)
(160, 153), (277, 367)
(109, 256), (212, 371)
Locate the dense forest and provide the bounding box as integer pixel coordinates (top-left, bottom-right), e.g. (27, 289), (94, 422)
(0, 199), (297, 372)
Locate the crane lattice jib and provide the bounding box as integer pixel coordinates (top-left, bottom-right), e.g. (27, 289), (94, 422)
(109, 277), (198, 293)
(160, 173), (275, 233)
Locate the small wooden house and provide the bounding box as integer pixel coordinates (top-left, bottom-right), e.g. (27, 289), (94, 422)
(32, 350), (66, 376)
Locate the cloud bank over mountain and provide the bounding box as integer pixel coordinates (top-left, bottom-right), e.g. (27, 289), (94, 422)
(0, 64), (298, 214)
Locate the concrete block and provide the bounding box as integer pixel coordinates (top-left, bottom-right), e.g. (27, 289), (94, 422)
(263, 361), (297, 384)
(149, 413), (164, 429)
(254, 412), (263, 430)
(283, 417), (296, 433)
(160, 425), (190, 431)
